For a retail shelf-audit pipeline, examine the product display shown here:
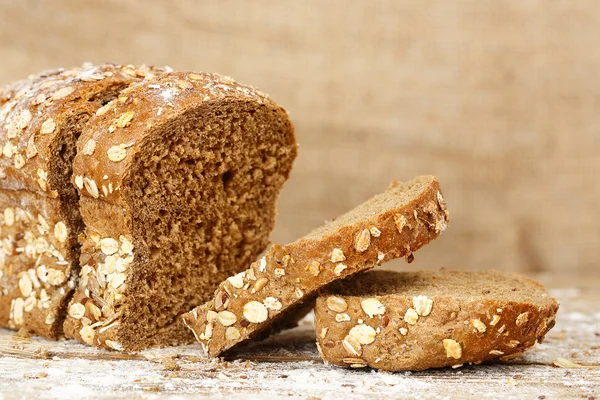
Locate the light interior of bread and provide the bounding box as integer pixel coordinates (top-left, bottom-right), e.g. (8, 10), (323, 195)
(299, 176), (436, 243)
(329, 270), (554, 305)
(117, 100), (295, 348)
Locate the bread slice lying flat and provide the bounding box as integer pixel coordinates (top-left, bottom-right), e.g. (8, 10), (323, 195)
(182, 176), (448, 357)
(62, 71), (297, 351)
(0, 64), (156, 338)
(314, 270), (559, 371)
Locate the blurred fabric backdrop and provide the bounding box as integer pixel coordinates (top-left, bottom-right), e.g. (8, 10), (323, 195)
(0, 1), (598, 276)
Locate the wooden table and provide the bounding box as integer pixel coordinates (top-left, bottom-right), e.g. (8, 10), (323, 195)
(1, 272), (598, 399)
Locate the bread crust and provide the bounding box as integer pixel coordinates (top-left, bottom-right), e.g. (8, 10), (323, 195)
(182, 176), (448, 357)
(0, 64), (156, 338)
(63, 71), (296, 350)
(314, 270), (559, 371)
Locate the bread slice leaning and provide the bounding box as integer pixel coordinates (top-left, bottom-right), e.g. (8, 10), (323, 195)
(0, 64), (157, 338)
(314, 270), (559, 371)
(63, 72), (297, 351)
(183, 176), (448, 357)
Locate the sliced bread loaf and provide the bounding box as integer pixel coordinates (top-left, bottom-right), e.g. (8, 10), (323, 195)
(314, 270), (559, 371)
(0, 64), (157, 338)
(182, 176), (448, 357)
(62, 72), (297, 350)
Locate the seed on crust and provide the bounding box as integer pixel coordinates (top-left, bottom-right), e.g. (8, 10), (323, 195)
(74, 175), (84, 189)
(18, 274), (33, 297)
(80, 326), (95, 345)
(330, 248), (346, 263)
(472, 318), (487, 333)
(336, 313), (351, 322)
(100, 238), (119, 255)
(243, 301), (268, 323)
(82, 139), (96, 155)
(443, 339), (462, 359)
(354, 229), (371, 252)
(412, 295), (433, 316)
(227, 272), (245, 289)
(115, 111), (134, 128)
(394, 214), (407, 232)
(109, 273), (127, 290)
(225, 326), (241, 341)
(361, 298), (386, 318)
(334, 263), (347, 276)
(320, 327), (328, 339)
(26, 136), (37, 159)
(404, 308), (419, 325)
(83, 177), (99, 198)
(216, 311), (237, 326)
(399, 327), (408, 335)
(68, 303), (86, 319)
(120, 236), (134, 254)
(177, 79), (193, 90)
(489, 350), (504, 355)
(23, 297), (36, 312)
(343, 357), (368, 368)
(51, 86), (75, 100)
(306, 260), (321, 276)
(12, 298), (24, 325)
(3, 208), (14, 226)
(206, 310), (218, 322)
(107, 144), (128, 162)
(490, 315), (501, 326)
(95, 103), (112, 116)
(349, 324), (376, 345)
(15, 109), (32, 130)
(274, 268), (285, 278)
(252, 277), (269, 293)
(105, 340), (124, 351)
(369, 227), (381, 237)
(46, 268), (66, 286)
(13, 154), (25, 169)
(342, 335), (362, 356)
(44, 314), (55, 325)
(516, 312), (530, 327)
(54, 221), (68, 243)
(40, 118), (56, 134)
(327, 296), (348, 313)
(263, 297), (282, 311)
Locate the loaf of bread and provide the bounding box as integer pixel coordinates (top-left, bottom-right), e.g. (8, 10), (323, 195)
(62, 72), (297, 350)
(182, 176), (448, 357)
(314, 270), (559, 371)
(0, 64), (157, 338)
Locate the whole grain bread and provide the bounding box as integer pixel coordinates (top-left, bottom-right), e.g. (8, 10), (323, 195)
(62, 71), (297, 351)
(182, 176), (448, 357)
(314, 269), (559, 371)
(0, 64), (157, 338)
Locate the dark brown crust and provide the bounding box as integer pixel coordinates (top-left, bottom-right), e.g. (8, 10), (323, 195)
(63, 71), (296, 351)
(182, 176), (448, 357)
(314, 270), (559, 371)
(0, 64), (155, 338)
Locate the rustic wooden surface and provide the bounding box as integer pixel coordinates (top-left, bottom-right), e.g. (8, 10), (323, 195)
(1, 0), (600, 275)
(0, 272), (598, 399)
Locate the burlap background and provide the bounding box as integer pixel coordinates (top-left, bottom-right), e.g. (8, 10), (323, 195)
(1, 1), (598, 275)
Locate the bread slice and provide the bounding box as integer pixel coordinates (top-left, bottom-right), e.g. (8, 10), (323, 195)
(182, 176), (448, 357)
(62, 72), (297, 351)
(0, 64), (157, 338)
(314, 270), (559, 371)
